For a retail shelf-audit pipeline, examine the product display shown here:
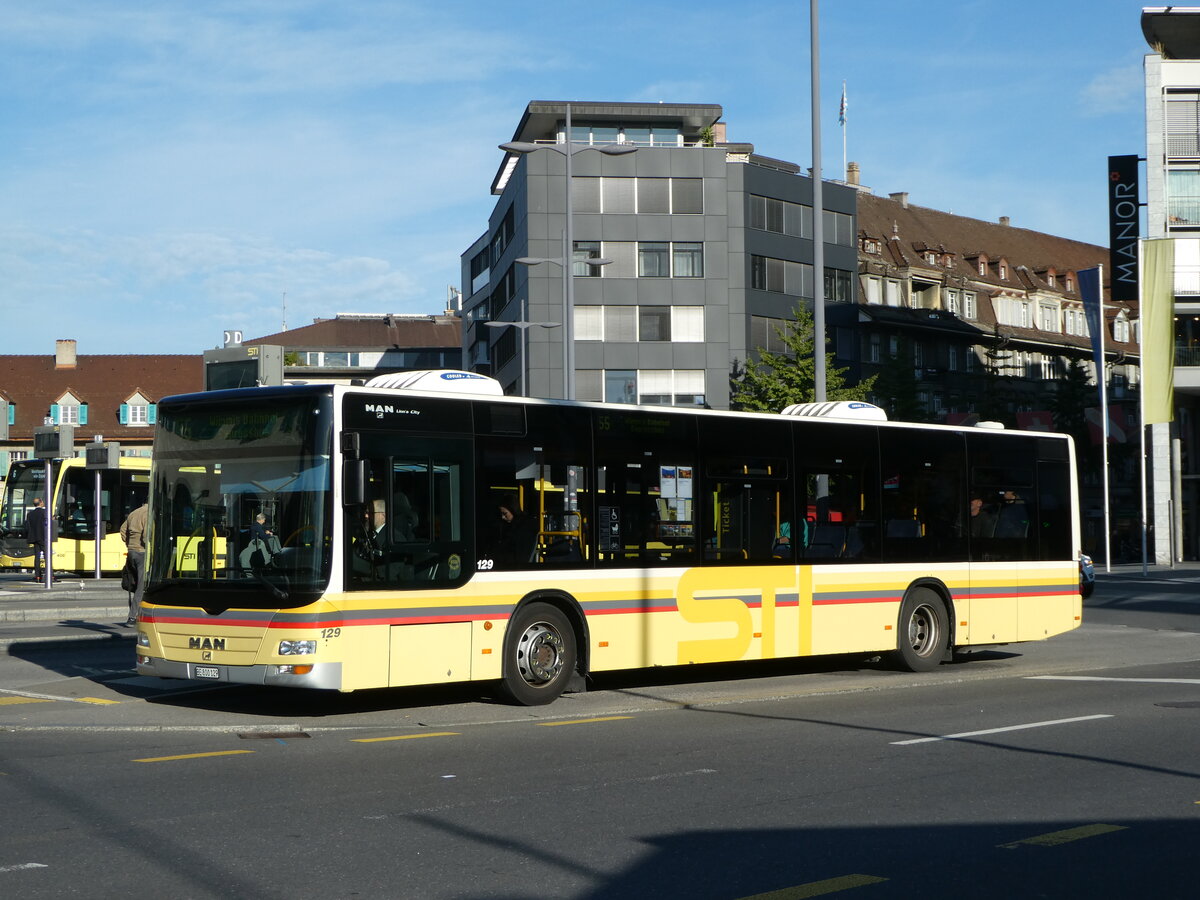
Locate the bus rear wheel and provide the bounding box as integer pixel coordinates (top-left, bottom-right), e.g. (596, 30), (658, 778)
(499, 602), (577, 706)
(893, 588), (948, 672)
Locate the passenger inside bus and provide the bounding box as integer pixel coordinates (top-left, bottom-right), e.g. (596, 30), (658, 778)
(492, 494), (538, 567)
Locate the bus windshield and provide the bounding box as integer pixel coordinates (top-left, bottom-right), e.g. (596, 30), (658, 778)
(0, 460), (55, 535)
(147, 391), (334, 606)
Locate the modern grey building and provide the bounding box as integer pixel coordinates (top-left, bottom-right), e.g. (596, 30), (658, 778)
(460, 101), (858, 409)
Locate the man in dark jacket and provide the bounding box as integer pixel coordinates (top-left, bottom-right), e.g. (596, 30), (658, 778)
(25, 497), (54, 582)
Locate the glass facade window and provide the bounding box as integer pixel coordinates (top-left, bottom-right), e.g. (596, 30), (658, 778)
(671, 178), (703, 214)
(638, 178), (670, 214)
(573, 241), (602, 276)
(605, 370), (637, 404)
(639, 307), (672, 341)
(638, 242), (671, 277)
(604, 307), (637, 342)
(602, 177), (635, 214)
(673, 243), (704, 277)
(1168, 169), (1200, 226)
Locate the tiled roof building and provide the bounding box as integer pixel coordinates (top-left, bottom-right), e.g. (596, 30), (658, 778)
(0, 340), (203, 471)
(836, 184), (1139, 423)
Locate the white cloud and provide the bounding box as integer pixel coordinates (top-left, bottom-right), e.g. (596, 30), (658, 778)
(1080, 64), (1143, 117)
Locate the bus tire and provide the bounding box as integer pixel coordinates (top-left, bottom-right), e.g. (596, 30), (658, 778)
(892, 587), (948, 672)
(499, 602), (577, 706)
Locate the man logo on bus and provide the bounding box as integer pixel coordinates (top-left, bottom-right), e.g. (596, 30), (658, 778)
(188, 637), (226, 651)
(364, 404), (419, 419)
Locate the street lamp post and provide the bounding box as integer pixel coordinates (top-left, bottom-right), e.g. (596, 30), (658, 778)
(499, 103), (636, 399)
(483, 298), (560, 397)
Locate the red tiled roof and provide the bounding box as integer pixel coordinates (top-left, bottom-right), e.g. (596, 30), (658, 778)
(246, 315), (462, 349)
(0, 353), (203, 442)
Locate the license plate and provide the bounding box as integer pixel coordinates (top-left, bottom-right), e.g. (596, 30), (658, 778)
(194, 666), (220, 679)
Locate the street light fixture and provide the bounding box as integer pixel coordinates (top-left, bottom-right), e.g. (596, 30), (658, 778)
(499, 103), (637, 399)
(483, 299), (561, 398)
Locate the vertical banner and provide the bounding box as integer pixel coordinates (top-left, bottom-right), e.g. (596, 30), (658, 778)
(1108, 155), (1140, 303)
(1141, 238), (1176, 425)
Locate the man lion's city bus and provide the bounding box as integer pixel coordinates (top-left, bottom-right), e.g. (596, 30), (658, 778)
(0, 456), (150, 575)
(135, 371), (1082, 706)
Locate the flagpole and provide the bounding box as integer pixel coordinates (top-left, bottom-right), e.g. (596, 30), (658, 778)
(840, 80), (847, 179)
(1098, 264), (1111, 574)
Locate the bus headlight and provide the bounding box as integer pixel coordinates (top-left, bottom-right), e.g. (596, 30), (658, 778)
(278, 640), (317, 656)
(137, 633), (150, 647)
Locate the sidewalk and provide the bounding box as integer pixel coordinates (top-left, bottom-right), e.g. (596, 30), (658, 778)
(0, 571), (133, 646)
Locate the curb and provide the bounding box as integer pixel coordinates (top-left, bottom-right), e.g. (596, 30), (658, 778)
(0, 605), (130, 624)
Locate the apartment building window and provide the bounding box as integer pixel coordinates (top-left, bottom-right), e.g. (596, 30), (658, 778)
(822, 210), (855, 246)
(865, 276), (882, 305)
(470, 249), (490, 295)
(824, 268), (853, 303)
(573, 241), (603, 276)
(639, 307), (672, 340)
(964, 292), (977, 319)
(945, 290), (959, 314)
(749, 195), (811, 237)
(1166, 91), (1200, 157)
(673, 243), (704, 277)
(948, 345), (958, 371)
(638, 178), (670, 214)
(605, 370), (638, 404)
(750, 255), (814, 297)
(1040, 356), (1057, 380)
(1115, 317), (1130, 342)
(1041, 305), (1059, 332)
(572, 177), (703, 214)
(579, 306), (703, 342)
(913, 343), (925, 368)
(885, 279), (901, 307)
(1167, 169), (1200, 226)
(672, 178), (703, 214)
(751, 316), (790, 354)
(638, 242), (670, 277)
(869, 333), (882, 363)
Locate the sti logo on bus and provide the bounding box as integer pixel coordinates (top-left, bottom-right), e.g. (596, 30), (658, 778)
(189, 637), (226, 651)
(364, 404), (420, 419)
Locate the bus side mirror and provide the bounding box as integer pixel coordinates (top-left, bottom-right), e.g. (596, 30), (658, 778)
(343, 459), (366, 507)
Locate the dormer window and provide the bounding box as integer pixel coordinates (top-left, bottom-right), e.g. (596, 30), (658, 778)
(52, 392), (87, 426)
(1066, 275), (1074, 292)
(979, 261), (986, 276)
(999, 262), (1008, 280)
(120, 392), (156, 427)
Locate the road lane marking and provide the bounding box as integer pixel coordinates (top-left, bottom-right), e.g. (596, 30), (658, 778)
(998, 823), (1127, 849)
(0, 862), (48, 874)
(1029, 675), (1200, 685)
(738, 874), (888, 898)
(891, 714), (1113, 745)
(0, 688), (118, 705)
(134, 750), (256, 763)
(536, 716), (634, 727)
(0, 697), (53, 706)
(352, 732), (460, 743)
(77, 698), (121, 705)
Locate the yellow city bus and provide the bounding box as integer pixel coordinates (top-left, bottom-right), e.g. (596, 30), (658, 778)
(135, 372), (1082, 705)
(0, 456), (151, 575)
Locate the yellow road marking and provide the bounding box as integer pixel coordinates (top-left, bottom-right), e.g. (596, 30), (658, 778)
(134, 750), (256, 763)
(537, 716), (634, 727)
(0, 696), (53, 706)
(999, 823), (1127, 849)
(78, 697), (121, 705)
(739, 874), (888, 899)
(352, 732), (460, 743)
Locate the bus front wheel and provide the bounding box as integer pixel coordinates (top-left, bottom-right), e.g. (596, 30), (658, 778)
(499, 602), (578, 706)
(893, 588), (948, 672)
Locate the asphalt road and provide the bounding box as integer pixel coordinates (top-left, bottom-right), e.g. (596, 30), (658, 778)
(2, 569), (1200, 898)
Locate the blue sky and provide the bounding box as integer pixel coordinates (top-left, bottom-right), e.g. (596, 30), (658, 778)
(1, 0), (1147, 355)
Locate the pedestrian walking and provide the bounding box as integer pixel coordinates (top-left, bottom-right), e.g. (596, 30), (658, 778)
(25, 497), (55, 582)
(120, 503), (149, 626)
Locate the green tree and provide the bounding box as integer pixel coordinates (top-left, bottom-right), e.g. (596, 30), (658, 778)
(1052, 358), (1098, 466)
(730, 304), (875, 412)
